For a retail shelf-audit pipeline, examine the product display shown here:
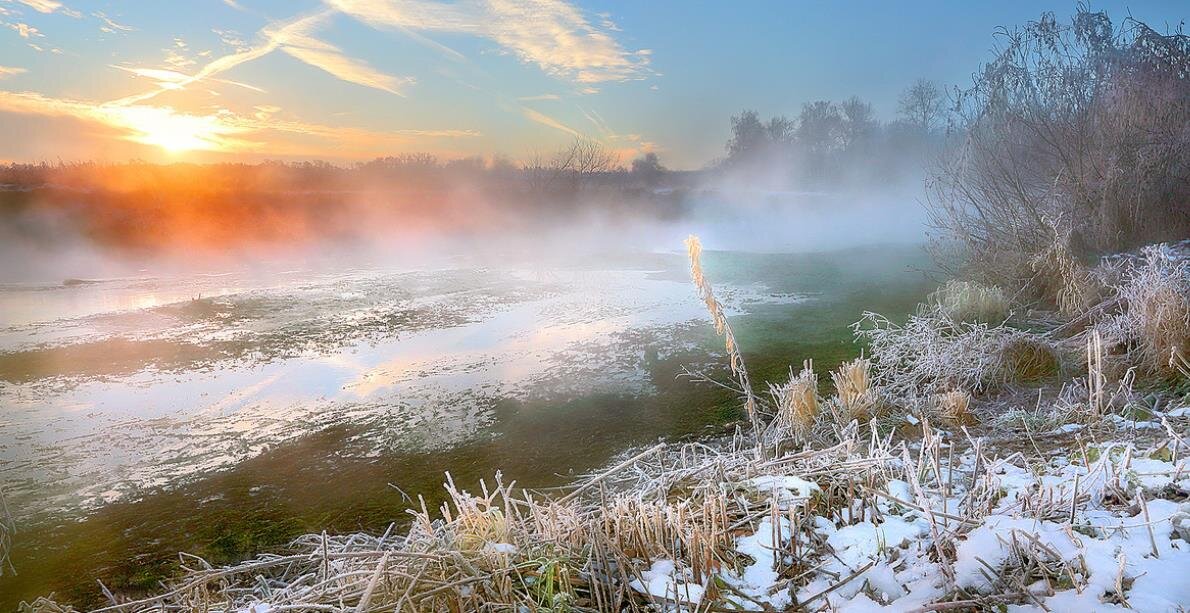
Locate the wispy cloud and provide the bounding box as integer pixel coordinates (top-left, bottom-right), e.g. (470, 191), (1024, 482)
(93, 11), (133, 33)
(110, 65), (265, 93)
(6, 21), (41, 38)
(273, 14), (414, 96)
(11, 0), (80, 17)
(517, 93), (560, 101)
(0, 90), (479, 156)
(0, 65), (27, 78)
(578, 105), (612, 138)
(521, 106), (579, 137)
(327, 0), (650, 84)
(120, 10), (412, 105)
(163, 38), (197, 69)
(213, 28), (248, 51)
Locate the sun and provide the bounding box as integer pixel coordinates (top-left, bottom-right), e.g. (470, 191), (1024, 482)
(124, 108), (226, 153)
(99, 104), (244, 154)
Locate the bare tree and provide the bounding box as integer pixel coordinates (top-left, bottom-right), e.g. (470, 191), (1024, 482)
(526, 137), (618, 194)
(565, 138), (618, 178)
(898, 78), (945, 133)
(926, 8), (1190, 297)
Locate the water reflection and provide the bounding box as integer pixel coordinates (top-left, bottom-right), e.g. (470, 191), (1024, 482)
(0, 259), (802, 520)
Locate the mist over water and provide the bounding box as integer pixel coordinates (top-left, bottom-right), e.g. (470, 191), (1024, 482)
(0, 168), (929, 285)
(0, 152), (935, 608)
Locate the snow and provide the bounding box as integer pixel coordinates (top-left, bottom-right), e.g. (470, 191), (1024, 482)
(953, 515), (1081, 591)
(483, 542), (517, 554)
(722, 436), (1190, 611)
(1108, 414), (1164, 430)
(728, 516), (792, 608)
(628, 559), (705, 607)
(826, 517), (925, 569)
(746, 474), (820, 506)
(1127, 547), (1190, 612)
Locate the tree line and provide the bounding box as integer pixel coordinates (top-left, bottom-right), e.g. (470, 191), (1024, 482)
(715, 78), (947, 188)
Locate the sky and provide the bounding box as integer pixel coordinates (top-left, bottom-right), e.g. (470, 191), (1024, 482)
(0, 0), (1184, 169)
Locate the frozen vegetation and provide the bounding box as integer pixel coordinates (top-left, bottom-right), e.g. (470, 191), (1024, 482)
(19, 235), (1187, 612)
(10, 5), (1189, 611)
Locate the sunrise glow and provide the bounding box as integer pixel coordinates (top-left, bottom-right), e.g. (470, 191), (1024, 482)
(2, 2), (1188, 611)
(112, 105), (244, 153)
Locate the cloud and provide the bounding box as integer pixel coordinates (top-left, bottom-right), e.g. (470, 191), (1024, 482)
(0, 90), (254, 153)
(578, 105), (611, 137)
(6, 21), (41, 38)
(517, 94), (560, 101)
(521, 106), (579, 137)
(272, 16), (415, 96)
(326, 0), (650, 84)
(93, 11), (133, 33)
(118, 10), (413, 105)
(11, 0), (80, 17)
(0, 65), (26, 78)
(213, 28), (248, 51)
(109, 65), (265, 93)
(0, 90), (479, 157)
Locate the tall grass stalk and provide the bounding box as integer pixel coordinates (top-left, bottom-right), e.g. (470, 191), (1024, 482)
(0, 487), (11, 577)
(685, 235), (761, 432)
(1087, 330), (1107, 418)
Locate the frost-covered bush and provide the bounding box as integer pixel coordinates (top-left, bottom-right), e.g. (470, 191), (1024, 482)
(1100, 244), (1190, 378)
(929, 280), (1010, 325)
(854, 307), (1022, 397)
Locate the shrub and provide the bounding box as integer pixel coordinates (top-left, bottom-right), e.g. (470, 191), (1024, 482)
(930, 279), (1010, 324)
(1000, 337), (1061, 384)
(927, 8), (1190, 301)
(854, 307), (1018, 397)
(1101, 245), (1190, 378)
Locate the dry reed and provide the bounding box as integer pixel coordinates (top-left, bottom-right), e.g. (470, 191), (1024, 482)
(1103, 245), (1190, 378)
(0, 487), (12, 578)
(1031, 219), (1097, 316)
(933, 390), (975, 426)
(685, 235), (760, 430)
(769, 361), (820, 438)
(999, 336), (1060, 383)
(829, 357), (876, 424)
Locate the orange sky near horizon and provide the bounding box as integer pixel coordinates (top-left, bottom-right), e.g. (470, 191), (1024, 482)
(1, 1), (1184, 168)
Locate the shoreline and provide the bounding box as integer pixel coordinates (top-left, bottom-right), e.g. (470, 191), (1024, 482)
(15, 239), (1188, 612)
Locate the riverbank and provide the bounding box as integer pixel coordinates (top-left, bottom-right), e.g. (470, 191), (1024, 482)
(0, 246), (936, 609)
(17, 238), (1188, 612)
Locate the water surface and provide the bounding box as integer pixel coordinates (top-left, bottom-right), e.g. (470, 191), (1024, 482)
(0, 246), (934, 609)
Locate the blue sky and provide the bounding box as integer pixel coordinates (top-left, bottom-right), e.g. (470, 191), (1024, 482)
(0, 0), (1184, 167)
